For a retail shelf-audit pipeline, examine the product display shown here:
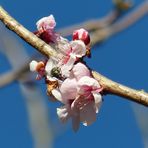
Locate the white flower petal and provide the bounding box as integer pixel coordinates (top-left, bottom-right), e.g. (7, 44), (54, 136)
(70, 40), (86, 58)
(72, 62), (90, 80)
(29, 60), (38, 72)
(51, 89), (63, 102)
(61, 56), (76, 77)
(92, 92), (102, 113)
(46, 76), (57, 81)
(57, 105), (70, 123)
(61, 65), (70, 77)
(45, 58), (56, 76)
(80, 101), (96, 126)
(60, 78), (78, 102)
(78, 76), (100, 89)
(72, 111), (80, 132)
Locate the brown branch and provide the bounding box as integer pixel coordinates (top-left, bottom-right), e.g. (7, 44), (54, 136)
(92, 72), (148, 106)
(0, 8), (119, 87)
(0, 6), (57, 58)
(0, 6), (148, 107)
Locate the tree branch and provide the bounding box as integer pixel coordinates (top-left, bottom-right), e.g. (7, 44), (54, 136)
(0, 6), (57, 58)
(90, 1), (148, 45)
(0, 6), (148, 106)
(57, 10), (119, 36)
(92, 71), (148, 106)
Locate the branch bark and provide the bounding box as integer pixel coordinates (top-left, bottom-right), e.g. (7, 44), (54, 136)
(0, 6), (57, 58)
(0, 6), (148, 107)
(92, 72), (148, 106)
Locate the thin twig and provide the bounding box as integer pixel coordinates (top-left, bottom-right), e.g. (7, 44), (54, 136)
(0, 64), (28, 87)
(58, 10), (119, 36)
(90, 1), (148, 45)
(110, 1), (148, 34)
(0, 6), (148, 106)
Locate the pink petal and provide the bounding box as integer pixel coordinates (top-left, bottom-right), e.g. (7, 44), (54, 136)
(92, 92), (102, 113)
(71, 108), (80, 132)
(60, 78), (78, 103)
(36, 15), (56, 31)
(51, 88), (63, 102)
(39, 30), (59, 43)
(73, 28), (90, 45)
(78, 76), (101, 90)
(70, 40), (86, 58)
(61, 56), (76, 77)
(72, 62), (90, 80)
(80, 101), (96, 126)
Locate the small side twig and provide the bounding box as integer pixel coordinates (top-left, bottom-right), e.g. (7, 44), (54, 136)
(0, 6), (148, 106)
(0, 65), (28, 87)
(58, 10), (119, 36)
(91, 1), (148, 45)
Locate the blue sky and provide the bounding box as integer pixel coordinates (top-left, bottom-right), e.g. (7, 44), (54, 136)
(0, 0), (147, 148)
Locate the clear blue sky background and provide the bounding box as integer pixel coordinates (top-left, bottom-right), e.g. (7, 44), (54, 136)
(0, 0), (147, 148)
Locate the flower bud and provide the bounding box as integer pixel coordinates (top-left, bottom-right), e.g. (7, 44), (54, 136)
(36, 15), (56, 31)
(72, 28), (90, 45)
(29, 60), (38, 72)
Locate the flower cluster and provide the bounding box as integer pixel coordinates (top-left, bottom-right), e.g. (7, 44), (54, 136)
(30, 15), (103, 131)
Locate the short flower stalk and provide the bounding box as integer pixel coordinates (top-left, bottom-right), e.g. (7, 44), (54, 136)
(30, 15), (103, 131)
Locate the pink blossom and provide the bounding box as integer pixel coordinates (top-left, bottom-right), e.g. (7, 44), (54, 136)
(38, 30), (60, 44)
(60, 40), (87, 77)
(73, 28), (90, 45)
(36, 15), (56, 31)
(70, 40), (86, 58)
(30, 14), (102, 131)
(35, 15), (59, 43)
(72, 62), (90, 80)
(53, 63), (102, 131)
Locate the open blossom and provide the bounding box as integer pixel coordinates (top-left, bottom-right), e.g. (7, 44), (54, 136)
(30, 14), (103, 131)
(60, 40), (87, 77)
(52, 63), (102, 131)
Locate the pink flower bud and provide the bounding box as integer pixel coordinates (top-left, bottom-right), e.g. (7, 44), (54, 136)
(36, 15), (56, 31)
(72, 28), (90, 45)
